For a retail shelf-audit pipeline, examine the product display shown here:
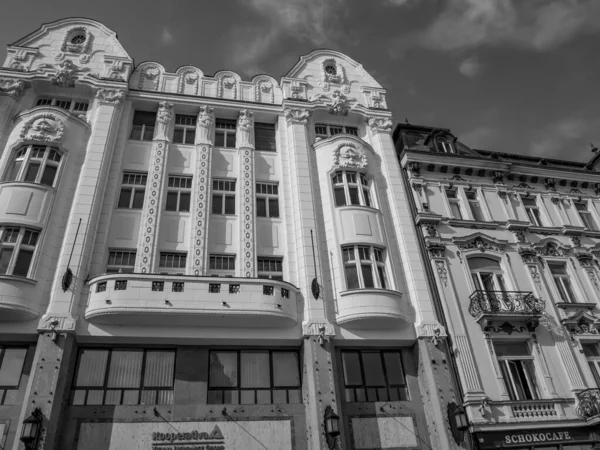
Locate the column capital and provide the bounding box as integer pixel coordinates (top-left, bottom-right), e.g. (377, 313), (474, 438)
(38, 314), (76, 333)
(95, 88), (126, 105)
(195, 105), (214, 145)
(302, 320), (335, 337)
(284, 107), (311, 124)
(366, 115), (393, 134)
(0, 77), (26, 98)
(153, 101), (174, 141)
(416, 321), (447, 342)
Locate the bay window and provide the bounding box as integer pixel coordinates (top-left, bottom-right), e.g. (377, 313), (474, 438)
(342, 245), (388, 290)
(332, 171), (372, 207)
(494, 341), (540, 401)
(5, 145), (63, 187)
(0, 227), (39, 277)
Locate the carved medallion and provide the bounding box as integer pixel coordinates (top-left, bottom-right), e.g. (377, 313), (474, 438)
(20, 114), (65, 143)
(333, 142), (367, 169)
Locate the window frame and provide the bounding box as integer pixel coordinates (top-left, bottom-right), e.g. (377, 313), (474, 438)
(340, 349), (408, 403)
(548, 261), (577, 303)
(4, 144), (64, 188)
(257, 256), (283, 280)
(582, 343), (600, 388)
(165, 175), (192, 212)
(211, 179), (236, 215)
(35, 96), (89, 114)
(521, 196), (543, 227)
(315, 124), (359, 138)
(117, 172), (147, 210)
(0, 346), (28, 405)
(494, 341), (540, 401)
(0, 226), (40, 278)
(465, 189), (485, 221)
(209, 254), (236, 277)
(332, 170), (372, 208)
(173, 114), (197, 145)
(207, 349), (302, 405)
(445, 188), (463, 220)
(575, 201), (598, 231)
(468, 257), (507, 293)
(106, 249), (136, 274)
(130, 111), (157, 141)
(254, 122), (277, 152)
(341, 245), (389, 290)
(159, 252), (187, 272)
(215, 119), (237, 148)
(435, 136), (455, 154)
(256, 182), (279, 218)
(70, 348), (176, 406)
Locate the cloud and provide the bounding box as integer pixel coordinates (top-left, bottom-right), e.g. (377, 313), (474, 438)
(385, 0), (418, 6)
(160, 27), (174, 46)
(404, 0), (600, 53)
(458, 55), (482, 77)
(459, 126), (498, 149)
(529, 117), (599, 160)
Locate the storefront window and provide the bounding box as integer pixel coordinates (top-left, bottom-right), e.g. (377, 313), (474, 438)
(0, 347), (27, 405)
(71, 348), (175, 405)
(208, 350), (301, 405)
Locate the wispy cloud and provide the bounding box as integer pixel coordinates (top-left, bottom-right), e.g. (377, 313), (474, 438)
(392, 0), (600, 54)
(458, 55), (482, 78)
(529, 117), (599, 160)
(160, 27), (174, 46)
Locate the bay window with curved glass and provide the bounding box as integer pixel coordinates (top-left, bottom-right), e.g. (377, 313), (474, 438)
(4, 145), (63, 187)
(332, 171), (372, 208)
(342, 245), (388, 290)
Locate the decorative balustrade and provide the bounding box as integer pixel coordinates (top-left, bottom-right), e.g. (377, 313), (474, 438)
(511, 401), (557, 420)
(576, 389), (600, 420)
(468, 290), (545, 333)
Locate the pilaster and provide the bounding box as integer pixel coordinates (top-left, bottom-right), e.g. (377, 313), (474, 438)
(236, 109), (256, 277)
(136, 101), (173, 273)
(189, 106), (214, 275)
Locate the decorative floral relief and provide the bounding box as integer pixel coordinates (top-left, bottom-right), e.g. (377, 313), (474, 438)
(528, 265), (542, 289)
(138, 66), (160, 90)
(108, 60), (126, 80)
(537, 241), (565, 257)
(20, 114), (65, 143)
(284, 107), (311, 124)
(217, 75), (237, 99)
(0, 78), (25, 97)
(333, 142), (367, 169)
(289, 81), (303, 100)
(192, 145), (212, 275)
(426, 242), (446, 259)
(95, 88), (125, 105)
(435, 261), (448, 287)
(370, 92), (385, 109)
(329, 90), (353, 115)
(51, 59), (81, 88)
(457, 236), (504, 253)
(366, 116), (393, 134)
(241, 148), (256, 277)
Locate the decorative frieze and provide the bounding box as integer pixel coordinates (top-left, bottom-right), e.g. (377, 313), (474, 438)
(435, 260), (447, 286)
(302, 321), (335, 337)
(191, 144), (212, 276)
(238, 110), (256, 278)
(455, 235), (505, 253)
(95, 88), (125, 105)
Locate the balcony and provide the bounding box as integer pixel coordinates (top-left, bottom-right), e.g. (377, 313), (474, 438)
(576, 389), (600, 421)
(468, 290), (545, 334)
(85, 274), (299, 328)
(336, 289), (408, 329)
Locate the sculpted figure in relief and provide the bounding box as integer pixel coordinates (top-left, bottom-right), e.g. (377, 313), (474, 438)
(333, 143), (367, 169)
(236, 110), (254, 149)
(154, 101), (174, 141)
(195, 105), (215, 145)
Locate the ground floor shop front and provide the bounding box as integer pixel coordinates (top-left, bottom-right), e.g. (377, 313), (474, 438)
(473, 426), (600, 450)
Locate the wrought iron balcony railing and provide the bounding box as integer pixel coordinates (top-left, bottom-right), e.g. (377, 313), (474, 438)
(576, 389), (600, 420)
(468, 290), (545, 317)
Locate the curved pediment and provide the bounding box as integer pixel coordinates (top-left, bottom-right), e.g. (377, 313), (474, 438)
(452, 233), (508, 253)
(532, 238), (571, 257)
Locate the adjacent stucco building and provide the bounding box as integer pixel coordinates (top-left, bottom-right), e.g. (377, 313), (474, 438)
(0, 18), (461, 450)
(394, 123), (600, 449)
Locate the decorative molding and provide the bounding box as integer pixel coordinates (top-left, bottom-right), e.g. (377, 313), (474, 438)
(178, 70), (200, 95)
(139, 65), (161, 90)
(321, 58), (346, 86)
(154, 101), (173, 141)
(435, 260), (448, 286)
(50, 59), (83, 88)
(20, 114), (65, 143)
(61, 27), (91, 55)
(426, 241), (446, 258)
(492, 171), (504, 184)
(236, 110), (254, 149)
(302, 321), (335, 337)
(407, 161), (421, 177)
(370, 91), (386, 109)
(95, 88), (125, 105)
(0, 78), (25, 97)
(217, 75), (237, 99)
(518, 247), (538, 264)
(38, 315), (76, 332)
(545, 178), (557, 191)
(254, 79), (274, 103)
(366, 116), (393, 134)
(289, 81), (304, 100)
(563, 310), (600, 336)
(284, 107), (311, 124)
(332, 142), (367, 169)
(528, 265), (542, 289)
(453, 234), (506, 253)
(423, 222), (438, 237)
(328, 89), (354, 115)
(240, 144), (256, 277)
(191, 144), (212, 275)
(535, 240), (568, 257)
(417, 322), (447, 340)
(195, 105), (214, 145)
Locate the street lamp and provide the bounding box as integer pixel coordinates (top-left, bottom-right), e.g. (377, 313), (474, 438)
(324, 405), (340, 449)
(447, 402), (468, 444)
(20, 407), (42, 449)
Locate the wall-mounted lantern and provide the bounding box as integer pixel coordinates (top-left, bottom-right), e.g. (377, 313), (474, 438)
(447, 401), (468, 444)
(20, 407), (42, 449)
(324, 405), (340, 449)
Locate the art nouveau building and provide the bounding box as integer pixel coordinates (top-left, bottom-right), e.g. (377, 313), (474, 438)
(395, 123), (600, 449)
(0, 18), (461, 450)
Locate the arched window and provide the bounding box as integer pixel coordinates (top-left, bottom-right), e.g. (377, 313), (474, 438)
(468, 257), (506, 292)
(332, 171), (372, 208)
(436, 136), (455, 154)
(4, 145), (63, 187)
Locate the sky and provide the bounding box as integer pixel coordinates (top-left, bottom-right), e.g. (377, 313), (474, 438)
(2, 0), (600, 163)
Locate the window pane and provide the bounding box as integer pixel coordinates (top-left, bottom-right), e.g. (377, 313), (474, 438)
(450, 202), (462, 219)
(107, 350), (143, 388)
(75, 350), (109, 386)
(24, 162), (40, 182)
(0, 348), (27, 386)
(383, 352), (405, 385)
(348, 187), (360, 205)
(131, 124), (143, 140)
(215, 131), (225, 147)
(342, 352), (362, 386)
(212, 194), (222, 214)
(0, 248), (14, 275)
(362, 353), (385, 386)
(13, 249), (33, 277)
(377, 266), (387, 289)
(165, 192), (178, 211)
(210, 352), (237, 387)
(268, 198), (279, 218)
(179, 193), (190, 212)
(143, 351), (175, 387)
(224, 195), (235, 214)
(240, 352), (270, 388)
(173, 128), (184, 144)
(8, 160), (22, 181)
(361, 264), (374, 288)
(334, 187), (346, 206)
(118, 188), (132, 208)
(470, 202), (484, 221)
(132, 189), (145, 209)
(143, 126), (155, 141)
(226, 133), (236, 148)
(494, 342), (529, 357)
(185, 129), (196, 145)
(40, 165), (57, 186)
(345, 265), (359, 289)
(273, 352), (299, 387)
(133, 111), (157, 126)
(363, 190), (371, 207)
(256, 198), (267, 217)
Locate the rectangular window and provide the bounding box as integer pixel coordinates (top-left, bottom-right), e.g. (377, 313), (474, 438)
(130, 111), (156, 141)
(256, 183), (279, 218)
(494, 342), (539, 401)
(257, 257), (283, 280)
(215, 119), (237, 148)
(466, 190), (484, 221)
(209, 254), (236, 276)
(446, 189), (463, 219)
(332, 171), (372, 208)
(254, 123), (276, 152)
(118, 172), (147, 209)
(0, 346), (27, 405)
(575, 202), (598, 231)
(315, 124), (359, 138)
(212, 179), (236, 215)
(173, 115), (197, 145)
(71, 348), (175, 405)
(159, 252), (187, 270)
(341, 350), (408, 402)
(0, 227), (39, 277)
(522, 196), (543, 227)
(582, 343), (600, 388)
(166, 175), (192, 212)
(342, 245), (388, 290)
(548, 262), (577, 303)
(106, 250), (136, 274)
(208, 350), (301, 405)
(36, 97), (88, 114)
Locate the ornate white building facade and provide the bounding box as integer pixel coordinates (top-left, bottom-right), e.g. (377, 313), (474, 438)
(395, 123), (600, 449)
(0, 19), (461, 450)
